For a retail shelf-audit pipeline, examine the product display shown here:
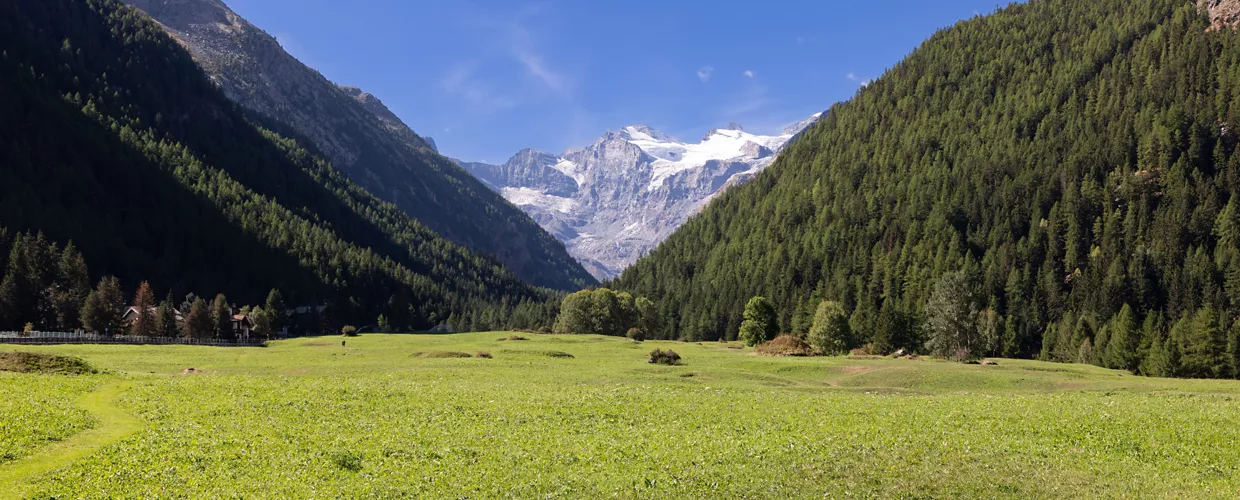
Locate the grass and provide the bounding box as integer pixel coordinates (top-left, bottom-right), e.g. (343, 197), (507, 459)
(1, 332), (1239, 498)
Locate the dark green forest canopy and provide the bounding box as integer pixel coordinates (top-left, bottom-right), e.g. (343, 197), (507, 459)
(614, 0), (1240, 365)
(0, 0), (559, 331)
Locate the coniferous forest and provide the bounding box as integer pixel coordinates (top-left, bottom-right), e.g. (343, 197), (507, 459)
(0, 0), (561, 333)
(615, 0), (1240, 378)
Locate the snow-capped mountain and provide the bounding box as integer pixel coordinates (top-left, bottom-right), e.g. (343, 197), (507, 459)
(458, 113), (824, 280)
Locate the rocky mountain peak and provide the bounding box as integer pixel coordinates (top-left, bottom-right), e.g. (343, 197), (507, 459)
(1200, 0), (1240, 30)
(620, 125), (675, 143)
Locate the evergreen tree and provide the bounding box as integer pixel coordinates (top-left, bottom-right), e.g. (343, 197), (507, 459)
(807, 301), (851, 355)
(1104, 304), (1139, 372)
(264, 289), (287, 334)
(1180, 307), (1227, 379)
(129, 281), (157, 337)
(182, 297), (213, 339)
(925, 272), (980, 359)
(211, 294), (232, 340)
(154, 293), (179, 338)
(82, 276), (124, 334)
(377, 314), (392, 333)
(53, 242), (89, 331)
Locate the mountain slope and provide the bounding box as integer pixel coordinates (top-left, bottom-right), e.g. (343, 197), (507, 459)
(0, 0), (558, 332)
(460, 117), (821, 279)
(614, 0), (1240, 373)
(123, 0), (595, 291)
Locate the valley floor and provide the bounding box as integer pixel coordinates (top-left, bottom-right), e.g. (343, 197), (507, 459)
(1, 333), (1239, 498)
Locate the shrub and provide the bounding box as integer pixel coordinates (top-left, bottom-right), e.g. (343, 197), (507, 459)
(330, 451), (363, 472)
(626, 328), (646, 342)
(475, 351), (493, 359)
(544, 350), (574, 358)
(850, 344), (879, 357)
(22, 322), (34, 334)
(808, 301), (852, 355)
(341, 325), (358, 337)
(756, 335), (814, 356)
(648, 349), (682, 366)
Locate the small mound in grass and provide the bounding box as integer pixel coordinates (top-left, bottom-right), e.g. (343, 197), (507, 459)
(543, 350), (574, 359)
(648, 349), (682, 366)
(497, 335), (529, 341)
(755, 335), (814, 357)
(0, 352), (96, 375)
(475, 351), (493, 359)
(414, 351), (474, 359)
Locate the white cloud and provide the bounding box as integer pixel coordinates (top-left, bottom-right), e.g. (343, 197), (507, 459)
(697, 66), (714, 83)
(846, 72), (872, 87)
(513, 46), (567, 92)
(721, 83), (770, 117)
(743, 70), (756, 79)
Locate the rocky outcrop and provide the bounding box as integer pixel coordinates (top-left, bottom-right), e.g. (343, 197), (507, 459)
(459, 113), (823, 280)
(1200, 0), (1240, 30)
(124, 0), (596, 290)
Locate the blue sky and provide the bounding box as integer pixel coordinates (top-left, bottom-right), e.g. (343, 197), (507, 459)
(224, 0), (1012, 164)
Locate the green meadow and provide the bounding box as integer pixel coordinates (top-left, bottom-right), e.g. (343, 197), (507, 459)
(2, 333), (1239, 498)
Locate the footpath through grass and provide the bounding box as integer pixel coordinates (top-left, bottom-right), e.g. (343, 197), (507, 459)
(2, 333), (1240, 498)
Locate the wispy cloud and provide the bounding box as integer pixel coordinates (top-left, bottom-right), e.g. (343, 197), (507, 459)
(697, 66), (714, 83)
(722, 83), (770, 117)
(846, 72), (872, 87)
(743, 70), (756, 79)
(440, 61), (518, 111)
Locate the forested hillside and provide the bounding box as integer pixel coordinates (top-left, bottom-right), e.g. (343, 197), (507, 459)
(615, 0), (1240, 377)
(0, 0), (558, 332)
(124, 0), (596, 292)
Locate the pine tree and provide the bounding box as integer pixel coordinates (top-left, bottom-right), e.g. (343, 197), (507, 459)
(81, 276), (124, 334)
(1103, 304), (1139, 372)
(154, 293), (179, 338)
(211, 294), (232, 340)
(1181, 307), (1227, 379)
(53, 242), (89, 331)
(264, 289), (287, 334)
(925, 271), (980, 359)
(377, 314), (392, 333)
(129, 281), (156, 337)
(182, 297), (213, 339)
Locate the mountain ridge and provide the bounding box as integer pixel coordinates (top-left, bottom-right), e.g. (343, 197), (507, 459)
(124, 0), (596, 290)
(457, 115), (822, 279)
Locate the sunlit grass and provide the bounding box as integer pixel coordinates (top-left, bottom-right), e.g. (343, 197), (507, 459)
(3, 332), (1240, 498)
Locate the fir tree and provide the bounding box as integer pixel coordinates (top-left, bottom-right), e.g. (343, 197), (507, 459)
(129, 281), (156, 337)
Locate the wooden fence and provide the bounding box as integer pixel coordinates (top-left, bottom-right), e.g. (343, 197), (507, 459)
(0, 331), (267, 347)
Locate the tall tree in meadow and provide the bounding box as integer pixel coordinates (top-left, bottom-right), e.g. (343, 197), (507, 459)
(925, 271), (981, 359)
(553, 289), (595, 335)
(129, 281), (157, 337)
(1180, 307), (1227, 379)
(807, 300), (851, 355)
(53, 242), (90, 331)
(155, 292), (179, 338)
(81, 276), (125, 333)
(0, 234), (33, 329)
(1103, 304), (1139, 372)
(264, 289), (287, 334)
(182, 297), (213, 339)
(211, 294), (232, 340)
(738, 296), (778, 347)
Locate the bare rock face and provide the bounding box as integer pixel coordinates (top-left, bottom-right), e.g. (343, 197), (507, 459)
(1200, 0), (1240, 30)
(456, 114), (824, 280)
(123, 0), (596, 290)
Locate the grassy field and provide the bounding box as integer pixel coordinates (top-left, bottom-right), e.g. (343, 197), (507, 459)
(1, 333), (1239, 498)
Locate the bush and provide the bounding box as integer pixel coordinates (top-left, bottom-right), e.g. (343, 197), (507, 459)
(330, 451), (363, 472)
(756, 335), (814, 356)
(626, 328), (646, 342)
(648, 349), (682, 366)
(341, 325), (358, 337)
(850, 344), (879, 357)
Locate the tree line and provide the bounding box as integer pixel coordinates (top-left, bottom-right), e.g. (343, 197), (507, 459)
(0, 225), (295, 339)
(612, 0), (1240, 379)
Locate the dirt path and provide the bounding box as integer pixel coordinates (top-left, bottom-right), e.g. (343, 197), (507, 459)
(0, 380), (141, 499)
